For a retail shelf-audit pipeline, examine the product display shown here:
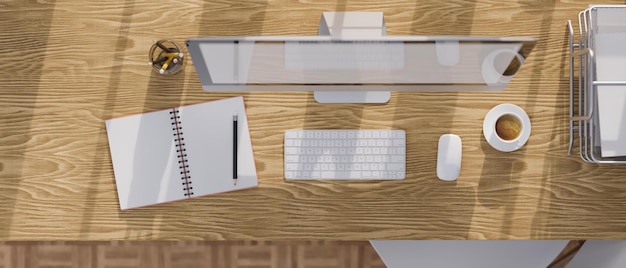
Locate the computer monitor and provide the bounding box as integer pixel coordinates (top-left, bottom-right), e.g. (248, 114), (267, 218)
(186, 13), (536, 103)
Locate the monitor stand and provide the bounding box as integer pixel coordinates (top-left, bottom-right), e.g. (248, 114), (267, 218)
(314, 12), (391, 104)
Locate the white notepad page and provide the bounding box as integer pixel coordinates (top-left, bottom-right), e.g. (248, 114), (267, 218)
(105, 97), (257, 209)
(595, 8), (626, 157)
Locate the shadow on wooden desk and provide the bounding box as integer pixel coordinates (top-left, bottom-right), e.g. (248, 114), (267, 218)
(0, 1), (57, 239)
(76, 0), (139, 239)
(197, 0), (269, 37)
(478, 140), (525, 239)
(144, 70), (187, 112)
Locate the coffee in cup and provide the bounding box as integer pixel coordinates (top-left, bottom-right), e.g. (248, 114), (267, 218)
(495, 113), (522, 141)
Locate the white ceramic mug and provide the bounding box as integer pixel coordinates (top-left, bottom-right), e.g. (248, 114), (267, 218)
(483, 103), (531, 152)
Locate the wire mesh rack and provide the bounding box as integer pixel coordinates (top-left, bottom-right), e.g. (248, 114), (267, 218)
(568, 5), (626, 164)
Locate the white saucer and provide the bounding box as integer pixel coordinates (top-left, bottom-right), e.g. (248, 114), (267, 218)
(483, 103), (531, 152)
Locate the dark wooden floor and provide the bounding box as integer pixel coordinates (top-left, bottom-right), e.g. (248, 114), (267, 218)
(0, 241), (386, 268)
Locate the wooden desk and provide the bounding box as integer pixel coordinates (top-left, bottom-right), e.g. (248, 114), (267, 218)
(2, 0), (626, 240)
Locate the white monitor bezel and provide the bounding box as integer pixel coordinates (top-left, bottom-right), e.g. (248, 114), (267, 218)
(187, 35), (536, 93)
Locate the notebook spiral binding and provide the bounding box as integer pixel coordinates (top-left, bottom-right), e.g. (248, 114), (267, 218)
(170, 108), (194, 197)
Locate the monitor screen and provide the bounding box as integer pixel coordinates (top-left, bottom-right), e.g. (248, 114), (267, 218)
(187, 36), (536, 92)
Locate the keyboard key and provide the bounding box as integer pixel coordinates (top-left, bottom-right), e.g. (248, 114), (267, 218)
(285, 155), (300, 163)
(285, 131), (298, 138)
(285, 163), (303, 171)
(285, 147), (296, 154)
(391, 155), (404, 162)
(387, 163), (404, 171)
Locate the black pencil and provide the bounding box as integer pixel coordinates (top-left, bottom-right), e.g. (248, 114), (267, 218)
(233, 112), (238, 185)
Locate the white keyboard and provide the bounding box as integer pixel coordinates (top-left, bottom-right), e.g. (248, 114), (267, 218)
(284, 130), (406, 180)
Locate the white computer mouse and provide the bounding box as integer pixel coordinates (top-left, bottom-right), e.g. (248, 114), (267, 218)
(437, 134), (462, 181)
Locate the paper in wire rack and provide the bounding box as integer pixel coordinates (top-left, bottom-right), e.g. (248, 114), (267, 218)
(595, 7), (626, 157)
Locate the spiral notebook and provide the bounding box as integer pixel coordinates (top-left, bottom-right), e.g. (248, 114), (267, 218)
(105, 97), (258, 210)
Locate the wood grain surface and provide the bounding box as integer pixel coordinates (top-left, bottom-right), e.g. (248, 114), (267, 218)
(2, 0), (626, 240)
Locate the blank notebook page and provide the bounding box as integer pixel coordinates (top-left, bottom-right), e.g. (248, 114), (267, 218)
(105, 97), (257, 210)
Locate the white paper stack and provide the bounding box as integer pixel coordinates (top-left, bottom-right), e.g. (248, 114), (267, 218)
(594, 7), (626, 157)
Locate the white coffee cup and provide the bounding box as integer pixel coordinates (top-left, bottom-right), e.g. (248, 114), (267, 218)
(483, 104), (531, 152)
